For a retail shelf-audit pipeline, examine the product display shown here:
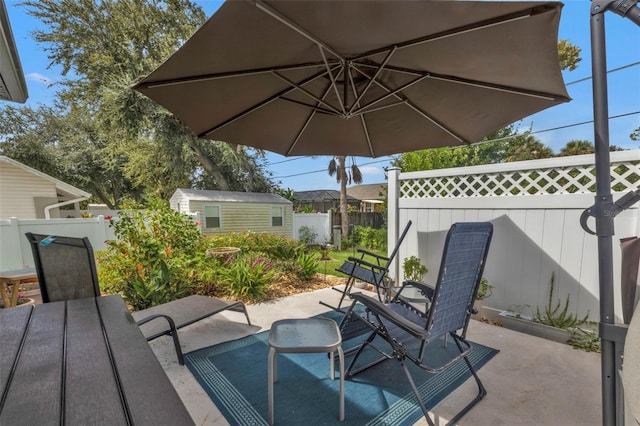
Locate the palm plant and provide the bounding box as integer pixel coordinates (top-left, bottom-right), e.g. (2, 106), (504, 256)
(328, 156), (363, 236)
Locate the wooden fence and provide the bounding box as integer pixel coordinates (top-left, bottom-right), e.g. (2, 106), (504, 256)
(332, 212), (385, 230)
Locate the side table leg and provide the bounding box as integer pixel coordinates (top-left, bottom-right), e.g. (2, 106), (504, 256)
(338, 346), (345, 421)
(268, 347), (276, 425)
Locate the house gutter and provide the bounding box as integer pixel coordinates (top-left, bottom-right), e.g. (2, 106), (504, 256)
(44, 196), (89, 219)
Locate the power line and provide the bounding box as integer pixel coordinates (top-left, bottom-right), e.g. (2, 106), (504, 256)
(274, 158), (393, 179)
(565, 61), (640, 86)
(272, 110), (638, 179)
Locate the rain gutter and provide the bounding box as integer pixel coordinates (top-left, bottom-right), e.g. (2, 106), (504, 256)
(44, 196), (89, 219)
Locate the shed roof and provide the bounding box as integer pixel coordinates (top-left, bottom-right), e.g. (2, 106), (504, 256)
(174, 188), (291, 204)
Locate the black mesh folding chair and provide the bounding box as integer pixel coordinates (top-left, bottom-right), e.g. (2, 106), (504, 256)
(341, 222), (493, 426)
(25, 232), (185, 365)
(321, 220), (412, 311)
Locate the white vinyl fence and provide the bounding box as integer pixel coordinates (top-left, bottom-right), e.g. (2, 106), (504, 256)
(0, 212), (333, 271)
(387, 150), (640, 323)
(0, 216), (115, 271)
(292, 212), (331, 244)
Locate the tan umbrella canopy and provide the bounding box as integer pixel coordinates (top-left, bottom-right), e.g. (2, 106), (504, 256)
(133, 0), (570, 157)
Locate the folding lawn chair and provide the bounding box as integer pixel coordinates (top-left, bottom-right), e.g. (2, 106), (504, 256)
(321, 220), (412, 311)
(341, 222), (493, 426)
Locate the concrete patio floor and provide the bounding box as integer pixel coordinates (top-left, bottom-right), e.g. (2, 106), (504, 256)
(147, 286), (602, 426)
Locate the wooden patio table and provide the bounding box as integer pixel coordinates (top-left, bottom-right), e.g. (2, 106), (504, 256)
(0, 268), (38, 308)
(0, 294), (194, 425)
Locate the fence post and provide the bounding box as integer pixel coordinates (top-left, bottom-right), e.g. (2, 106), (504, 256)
(6, 217), (26, 269)
(387, 167), (401, 284)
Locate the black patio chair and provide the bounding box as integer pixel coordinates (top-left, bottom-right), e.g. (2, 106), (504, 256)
(321, 220), (412, 311)
(341, 222), (493, 426)
(25, 232), (185, 365)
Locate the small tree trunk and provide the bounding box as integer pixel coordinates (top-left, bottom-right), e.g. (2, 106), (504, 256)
(339, 156), (349, 236)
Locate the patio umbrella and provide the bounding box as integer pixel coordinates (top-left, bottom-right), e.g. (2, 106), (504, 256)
(132, 0), (570, 157)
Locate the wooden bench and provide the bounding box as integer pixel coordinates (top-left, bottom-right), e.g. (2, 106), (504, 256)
(0, 268), (38, 308)
(0, 295), (194, 425)
(132, 295), (251, 341)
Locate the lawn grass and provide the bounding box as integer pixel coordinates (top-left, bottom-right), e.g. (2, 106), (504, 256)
(310, 246), (387, 278)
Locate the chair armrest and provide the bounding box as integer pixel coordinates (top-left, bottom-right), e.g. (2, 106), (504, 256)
(350, 292), (427, 338)
(397, 280), (435, 300)
(356, 249), (390, 264)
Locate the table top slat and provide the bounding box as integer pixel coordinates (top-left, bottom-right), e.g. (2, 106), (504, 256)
(97, 295), (194, 426)
(0, 306), (32, 398)
(0, 303), (65, 426)
(64, 298), (129, 425)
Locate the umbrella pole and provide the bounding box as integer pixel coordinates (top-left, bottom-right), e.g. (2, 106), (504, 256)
(589, 2), (640, 425)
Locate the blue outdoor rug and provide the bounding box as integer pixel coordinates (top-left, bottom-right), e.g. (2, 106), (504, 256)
(185, 310), (498, 426)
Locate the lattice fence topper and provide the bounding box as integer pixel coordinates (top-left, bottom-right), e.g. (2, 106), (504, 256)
(400, 157), (640, 199)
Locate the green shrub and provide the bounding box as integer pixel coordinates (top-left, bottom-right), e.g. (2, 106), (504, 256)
(218, 255), (275, 299)
(205, 231), (303, 260)
(97, 199), (202, 309)
(350, 226), (387, 251)
(403, 256), (428, 282)
(534, 272), (589, 329)
(475, 278), (494, 300)
(298, 225), (318, 245)
(295, 251), (319, 281)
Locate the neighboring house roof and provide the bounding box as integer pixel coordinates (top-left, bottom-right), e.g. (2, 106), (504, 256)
(294, 189), (358, 202)
(346, 183), (387, 202)
(0, 0), (28, 103)
(0, 156), (91, 199)
(174, 188), (292, 204)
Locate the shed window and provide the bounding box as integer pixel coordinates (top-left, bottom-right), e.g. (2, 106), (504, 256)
(204, 205), (221, 228)
(271, 206), (283, 227)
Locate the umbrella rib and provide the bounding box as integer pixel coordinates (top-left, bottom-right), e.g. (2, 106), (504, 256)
(353, 5), (549, 62)
(359, 115), (375, 157)
(351, 66), (468, 144)
(320, 47), (346, 115)
(255, 0), (344, 61)
(286, 83), (335, 156)
(135, 62), (333, 89)
(356, 62), (569, 102)
(348, 46), (397, 116)
(200, 66), (338, 138)
(350, 72), (430, 116)
(271, 71), (342, 115)
(278, 97), (337, 115)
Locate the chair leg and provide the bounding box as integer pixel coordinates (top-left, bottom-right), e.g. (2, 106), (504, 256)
(320, 275), (357, 311)
(137, 314), (185, 365)
(399, 358), (436, 426)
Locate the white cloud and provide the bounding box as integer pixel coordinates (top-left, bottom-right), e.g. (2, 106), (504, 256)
(27, 73), (53, 85)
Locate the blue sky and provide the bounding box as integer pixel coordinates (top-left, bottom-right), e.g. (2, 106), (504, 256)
(5, 0), (640, 191)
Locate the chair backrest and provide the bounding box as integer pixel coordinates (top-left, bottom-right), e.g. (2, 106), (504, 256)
(386, 220), (412, 267)
(425, 222), (493, 341)
(25, 233), (101, 303)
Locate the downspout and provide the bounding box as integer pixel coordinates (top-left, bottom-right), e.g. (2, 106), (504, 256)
(44, 196), (89, 219)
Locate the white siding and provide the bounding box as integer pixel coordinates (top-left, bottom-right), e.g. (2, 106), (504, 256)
(190, 201), (293, 238)
(0, 162), (58, 219)
(169, 190), (191, 214)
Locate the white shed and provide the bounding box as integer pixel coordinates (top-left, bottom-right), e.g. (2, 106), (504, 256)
(170, 188), (293, 238)
(0, 156), (91, 219)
